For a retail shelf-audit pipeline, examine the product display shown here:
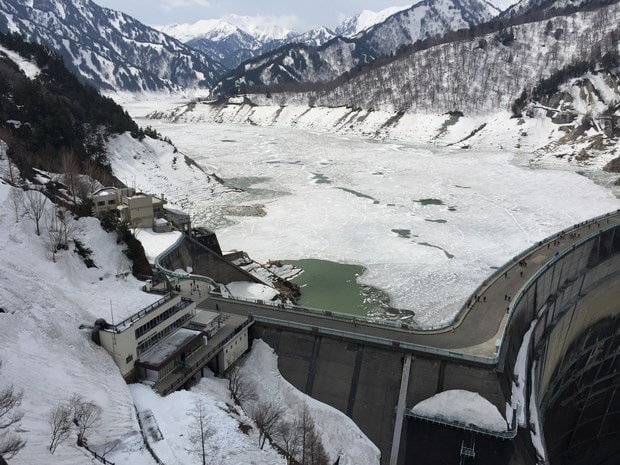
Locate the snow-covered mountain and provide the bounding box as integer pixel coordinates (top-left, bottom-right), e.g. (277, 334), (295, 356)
(158, 20), (264, 70)
(335, 5), (412, 37)
(215, 0), (618, 115)
(0, 0), (225, 92)
(501, 0), (604, 16)
(157, 5), (452, 73)
(213, 0), (498, 96)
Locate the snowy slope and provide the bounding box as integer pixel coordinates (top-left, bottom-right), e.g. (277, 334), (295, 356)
(0, 173), (161, 465)
(336, 6), (412, 37)
(238, 2), (620, 115)
(214, 0), (497, 95)
(0, 144), (378, 465)
(0, 0), (225, 92)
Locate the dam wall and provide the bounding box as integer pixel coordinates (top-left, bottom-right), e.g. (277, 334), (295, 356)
(159, 235), (261, 285)
(247, 217), (620, 465)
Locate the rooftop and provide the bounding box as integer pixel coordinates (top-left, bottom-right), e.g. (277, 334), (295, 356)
(137, 328), (202, 368)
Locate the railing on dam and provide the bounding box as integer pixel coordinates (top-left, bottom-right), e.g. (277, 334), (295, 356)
(152, 210), (620, 365)
(248, 314), (497, 365)
(404, 408), (518, 439)
(497, 216), (620, 363)
(449, 209), (620, 332)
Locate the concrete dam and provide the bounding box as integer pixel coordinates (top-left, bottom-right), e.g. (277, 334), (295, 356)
(169, 212), (620, 465)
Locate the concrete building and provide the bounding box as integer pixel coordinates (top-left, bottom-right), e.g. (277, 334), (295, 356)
(93, 294), (251, 395)
(91, 187), (179, 231)
(94, 293), (197, 381)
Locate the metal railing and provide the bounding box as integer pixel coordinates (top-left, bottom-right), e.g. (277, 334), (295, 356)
(210, 290), (414, 330)
(248, 314), (495, 364)
(159, 318), (254, 396)
(151, 210), (620, 365)
(447, 209), (620, 332)
(405, 407), (518, 439)
(495, 218), (620, 364)
(104, 293), (178, 333)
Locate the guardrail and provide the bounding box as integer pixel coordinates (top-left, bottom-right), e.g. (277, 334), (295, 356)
(248, 314), (495, 364)
(210, 291), (416, 331)
(405, 407), (518, 439)
(106, 293), (177, 332)
(151, 211), (620, 365)
(160, 318), (254, 396)
(495, 218), (620, 364)
(447, 209), (620, 332)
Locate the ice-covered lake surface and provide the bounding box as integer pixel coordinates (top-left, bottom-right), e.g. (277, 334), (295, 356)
(122, 100), (620, 327)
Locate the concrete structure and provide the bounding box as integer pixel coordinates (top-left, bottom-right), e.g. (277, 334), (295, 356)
(199, 211), (620, 465)
(94, 293), (197, 381)
(164, 207), (191, 233)
(91, 187), (176, 231)
(158, 233), (264, 286)
(93, 293), (252, 395)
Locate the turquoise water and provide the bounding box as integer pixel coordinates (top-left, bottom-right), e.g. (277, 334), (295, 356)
(286, 259), (389, 317)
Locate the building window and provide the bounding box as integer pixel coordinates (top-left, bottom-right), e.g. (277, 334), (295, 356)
(126, 354), (133, 364)
(136, 312), (192, 356)
(107, 200), (116, 205)
(135, 301), (189, 339)
(97, 201), (105, 206)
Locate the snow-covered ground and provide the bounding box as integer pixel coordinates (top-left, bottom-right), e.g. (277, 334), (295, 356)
(114, 99), (620, 326)
(0, 162), (377, 464)
(411, 389), (508, 432)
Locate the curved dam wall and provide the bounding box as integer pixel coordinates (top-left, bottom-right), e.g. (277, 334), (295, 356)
(502, 223), (620, 464)
(247, 215), (620, 465)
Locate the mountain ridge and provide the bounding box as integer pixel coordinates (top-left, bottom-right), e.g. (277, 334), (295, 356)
(0, 0), (225, 92)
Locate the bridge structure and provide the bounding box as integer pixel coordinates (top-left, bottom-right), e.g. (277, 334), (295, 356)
(158, 210), (620, 465)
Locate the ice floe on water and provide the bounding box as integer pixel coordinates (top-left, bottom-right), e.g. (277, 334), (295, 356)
(116, 101), (620, 326)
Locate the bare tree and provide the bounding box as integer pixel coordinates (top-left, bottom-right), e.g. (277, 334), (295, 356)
(68, 394), (101, 447)
(296, 404), (328, 465)
(277, 420), (301, 464)
(48, 403), (72, 454)
(61, 148), (79, 204)
(98, 439), (120, 459)
(0, 141), (17, 185)
(45, 207), (79, 261)
(24, 189), (48, 236)
(252, 401), (284, 449)
(8, 189), (23, 223)
(227, 367), (256, 405)
(186, 399), (216, 465)
(0, 362), (25, 460)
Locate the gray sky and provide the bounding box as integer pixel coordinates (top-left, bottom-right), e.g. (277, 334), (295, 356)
(93, 0), (413, 31)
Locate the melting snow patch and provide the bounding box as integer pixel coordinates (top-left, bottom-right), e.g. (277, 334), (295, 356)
(223, 281), (278, 301)
(411, 389), (508, 432)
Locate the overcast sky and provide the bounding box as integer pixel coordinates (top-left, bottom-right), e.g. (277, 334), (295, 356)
(93, 0), (413, 31)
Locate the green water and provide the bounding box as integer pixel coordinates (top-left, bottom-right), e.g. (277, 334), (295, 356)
(286, 259), (389, 316)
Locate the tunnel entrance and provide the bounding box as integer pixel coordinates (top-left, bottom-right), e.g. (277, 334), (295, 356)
(541, 316), (620, 465)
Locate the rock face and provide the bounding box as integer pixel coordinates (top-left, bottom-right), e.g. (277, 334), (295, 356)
(0, 0), (225, 92)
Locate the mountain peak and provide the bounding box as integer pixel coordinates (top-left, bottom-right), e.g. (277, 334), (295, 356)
(335, 5), (411, 37)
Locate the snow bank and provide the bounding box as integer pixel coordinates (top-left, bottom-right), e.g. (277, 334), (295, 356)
(135, 227), (181, 263)
(130, 379), (286, 465)
(239, 339), (381, 465)
(411, 389), (508, 432)
(223, 281), (279, 301)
